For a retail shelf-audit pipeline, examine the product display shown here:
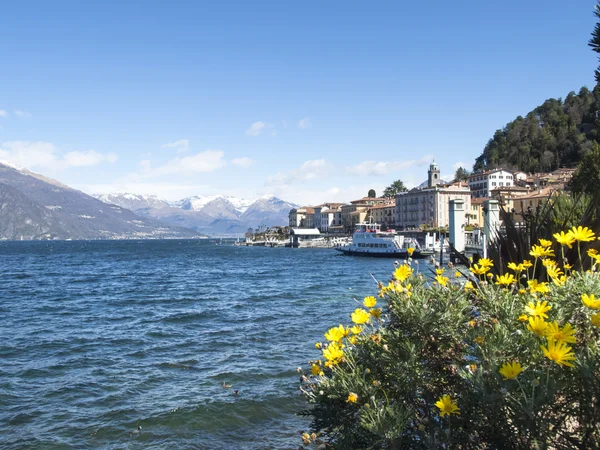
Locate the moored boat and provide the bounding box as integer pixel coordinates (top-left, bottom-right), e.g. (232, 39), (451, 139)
(335, 223), (426, 258)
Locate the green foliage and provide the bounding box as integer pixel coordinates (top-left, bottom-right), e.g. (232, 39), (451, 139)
(454, 166), (471, 182)
(590, 3), (600, 83)
(382, 180), (408, 198)
(300, 252), (600, 449)
(572, 142), (600, 204)
(473, 87), (597, 173)
(368, 189), (376, 198)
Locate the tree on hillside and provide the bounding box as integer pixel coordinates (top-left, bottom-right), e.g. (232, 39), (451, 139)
(382, 180), (408, 197)
(454, 167), (471, 182)
(589, 2), (600, 82)
(571, 142), (600, 202)
(367, 189), (376, 198)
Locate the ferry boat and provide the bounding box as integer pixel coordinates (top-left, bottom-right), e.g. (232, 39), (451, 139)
(335, 223), (426, 258)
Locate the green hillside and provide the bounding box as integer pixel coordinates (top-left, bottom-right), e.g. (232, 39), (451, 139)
(473, 85), (600, 173)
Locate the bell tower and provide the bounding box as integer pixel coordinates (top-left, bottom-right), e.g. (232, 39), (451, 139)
(428, 160), (440, 187)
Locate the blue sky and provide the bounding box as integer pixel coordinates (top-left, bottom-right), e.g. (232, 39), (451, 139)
(0, 0), (597, 205)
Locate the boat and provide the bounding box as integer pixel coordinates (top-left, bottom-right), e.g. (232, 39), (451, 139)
(335, 222), (426, 258)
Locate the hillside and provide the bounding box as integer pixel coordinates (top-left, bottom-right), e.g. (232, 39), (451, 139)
(0, 163), (201, 240)
(474, 85), (600, 173)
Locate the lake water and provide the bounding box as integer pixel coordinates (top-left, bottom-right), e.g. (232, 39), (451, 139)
(0, 240), (428, 449)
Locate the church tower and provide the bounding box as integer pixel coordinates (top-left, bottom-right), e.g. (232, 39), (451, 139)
(428, 160), (440, 188)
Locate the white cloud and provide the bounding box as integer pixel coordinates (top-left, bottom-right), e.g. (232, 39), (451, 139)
(298, 117), (311, 129)
(345, 155), (433, 176)
(139, 150), (226, 177)
(232, 157), (253, 168)
(0, 110), (7, 118)
(14, 110), (32, 119)
(161, 139), (189, 153)
(452, 161), (469, 171)
(0, 141), (117, 171)
(246, 121), (272, 136)
(267, 159), (332, 186)
(63, 150), (118, 167)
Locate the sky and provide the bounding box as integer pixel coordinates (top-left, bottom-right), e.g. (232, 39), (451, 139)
(0, 0), (598, 206)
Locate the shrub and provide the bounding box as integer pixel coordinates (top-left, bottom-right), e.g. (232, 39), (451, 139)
(299, 226), (600, 449)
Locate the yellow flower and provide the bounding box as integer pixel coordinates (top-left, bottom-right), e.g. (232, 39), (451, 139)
(564, 262), (573, 270)
(435, 395), (460, 417)
(582, 293), (600, 309)
(350, 325), (362, 335)
(528, 279), (551, 294)
(394, 264), (414, 282)
(591, 313), (600, 327)
(474, 336), (485, 345)
(546, 322), (577, 344)
(435, 275), (449, 287)
(525, 300), (552, 318)
(538, 238), (552, 247)
(363, 296), (377, 308)
(554, 230), (576, 248)
(478, 258), (494, 268)
(468, 319), (476, 327)
(469, 264), (489, 276)
(518, 289), (527, 295)
(347, 392), (358, 403)
(315, 342), (322, 349)
(464, 281), (475, 291)
(587, 248), (598, 257)
(495, 273), (516, 286)
(486, 272), (494, 278)
(546, 264), (563, 280)
(322, 341), (344, 366)
(311, 363), (323, 376)
(324, 324), (349, 342)
(369, 308), (382, 319)
(569, 226), (596, 242)
(351, 308), (371, 324)
(348, 335), (358, 345)
(541, 258), (557, 268)
(541, 339), (576, 367)
(527, 316), (548, 337)
(530, 244), (555, 259)
(499, 362), (523, 380)
(435, 268), (445, 275)
(551, 275), (567, 287)
(507, 262), (525, 272)
(407, 247), (415, 256)
(517, 314), (529, 322)
(522, 260), (533, 268)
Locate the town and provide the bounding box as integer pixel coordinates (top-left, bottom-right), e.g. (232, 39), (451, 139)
(271, 161), (575, 248)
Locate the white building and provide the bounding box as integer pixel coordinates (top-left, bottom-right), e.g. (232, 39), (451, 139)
(468, 168), (515, 198)
(395, 162), (472, 229)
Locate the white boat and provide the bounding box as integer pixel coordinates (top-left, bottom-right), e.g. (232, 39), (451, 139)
(335, 223), (426, 258)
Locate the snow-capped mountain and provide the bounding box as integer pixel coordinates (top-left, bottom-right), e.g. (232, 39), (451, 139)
(178, 195), (253, 214)
(93, 193), (171, 211)
(93, 192), (299, 236)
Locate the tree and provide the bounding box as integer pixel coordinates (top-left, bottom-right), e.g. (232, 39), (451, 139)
(382, 180), (408, 198)
(367, 189), (376, 198)
(590, 2), (600, 83)
(454, 167), (471, 182)
(571, 141), (600, 203)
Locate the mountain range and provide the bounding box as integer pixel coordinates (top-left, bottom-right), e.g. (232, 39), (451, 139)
(0, 162), (201, 240)
(93, 193), (298, 236)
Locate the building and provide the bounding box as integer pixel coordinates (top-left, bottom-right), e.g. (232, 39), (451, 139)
(468, 169), (515, 198)
(395, 163), (472, 229)
(341, 197), (389, 232)
(318, 203), (344, 233)
(368, 203), (396, 229)
(288, 207), (314, 228)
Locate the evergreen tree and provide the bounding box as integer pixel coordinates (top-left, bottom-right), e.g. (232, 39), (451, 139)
(454, 167), (471, 182)
(367, 189), (376, 198)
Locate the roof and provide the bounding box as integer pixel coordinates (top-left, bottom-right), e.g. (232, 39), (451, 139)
(290, 228), (321, 235)
(369, 203), (396, 210)
(468, 168), (513, 178)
